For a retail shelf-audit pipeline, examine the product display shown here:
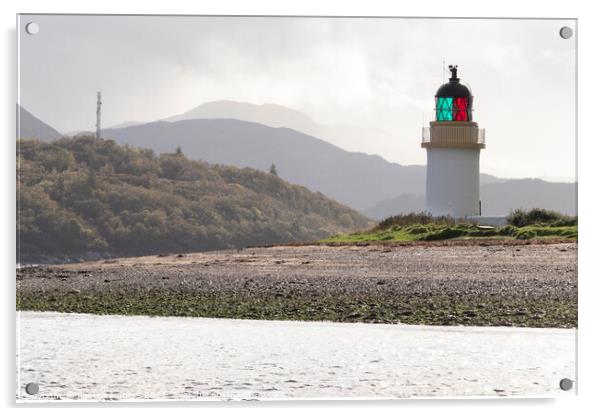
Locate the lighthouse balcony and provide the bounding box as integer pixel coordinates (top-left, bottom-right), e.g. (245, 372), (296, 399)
(422, 121), (485, 149)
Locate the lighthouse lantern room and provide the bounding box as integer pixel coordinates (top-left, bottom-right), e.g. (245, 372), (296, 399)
(422, 65), (485, 218)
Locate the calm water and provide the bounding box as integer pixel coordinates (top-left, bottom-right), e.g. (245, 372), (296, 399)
(17, 312), (576, 401)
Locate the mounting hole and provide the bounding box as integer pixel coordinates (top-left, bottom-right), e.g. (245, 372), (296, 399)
(25, 382), (39, 395)
(559, 378), (573, 391)
(25, 22), (39, 35)
(559, 26), (573, 39)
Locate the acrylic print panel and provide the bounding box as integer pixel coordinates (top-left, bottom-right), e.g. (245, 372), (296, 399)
(16, 14), (577, 401)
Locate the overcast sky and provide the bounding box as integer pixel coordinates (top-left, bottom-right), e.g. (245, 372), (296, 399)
(18, 15), (576, 180)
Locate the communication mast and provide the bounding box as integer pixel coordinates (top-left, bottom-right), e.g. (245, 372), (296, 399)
(96, 91), (102, 139)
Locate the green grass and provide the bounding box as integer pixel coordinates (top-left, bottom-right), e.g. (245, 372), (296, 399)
(323, 222), (577, 244)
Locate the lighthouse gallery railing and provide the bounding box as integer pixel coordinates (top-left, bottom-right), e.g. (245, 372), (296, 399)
(422, 124), (486, 146)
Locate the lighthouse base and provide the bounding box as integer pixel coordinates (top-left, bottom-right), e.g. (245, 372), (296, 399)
(426, 148), (480, 218)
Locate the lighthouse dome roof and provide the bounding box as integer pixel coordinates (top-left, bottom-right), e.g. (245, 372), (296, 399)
(436, 80), (471, 98)
(435, 65), (472, 98)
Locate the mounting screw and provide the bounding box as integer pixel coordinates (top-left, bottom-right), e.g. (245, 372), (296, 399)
(25, 382), (39, 395)
(559, 378), (573, 391)
(559, 26), (573, 39)
(25, 22), (39, 35)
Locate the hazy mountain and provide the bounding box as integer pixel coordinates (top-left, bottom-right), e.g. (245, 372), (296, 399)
(163, 100), (507, 186)
(101, 118), (573, 214)
(165, 100), (407, 162)
(102, 118), (427, 210)
(166, 100), (318, 135)
(362, 194), (426, 219)
(106, 120), (145, 129)
(480, 179), (576, 216)
(362, 179), (576, 219)
(480, 174), (509, 185)
(18, 106), (62, 141)
(18, 137), (371, 262)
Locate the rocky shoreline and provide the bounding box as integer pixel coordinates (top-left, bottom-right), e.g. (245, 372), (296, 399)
(16, 242), (577, 328)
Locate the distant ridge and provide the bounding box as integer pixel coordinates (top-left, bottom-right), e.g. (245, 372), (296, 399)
(17, 106), (62, 141)
(164, 100), (401, 159)
(480, 179), (576, 216)
(165, 100), (318, 135)
(106, 121), (144, 129)
(101, 117), (575, 216)
(362, 179), (576, 219)
(102, 118), (426, 210)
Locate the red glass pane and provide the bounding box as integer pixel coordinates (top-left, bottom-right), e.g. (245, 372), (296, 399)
(453, 97), (468, 121)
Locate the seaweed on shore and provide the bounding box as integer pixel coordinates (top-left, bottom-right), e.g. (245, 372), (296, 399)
(16, 290), (577, 328)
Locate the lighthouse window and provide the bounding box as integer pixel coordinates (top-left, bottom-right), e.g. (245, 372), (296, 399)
(436, 97), (453, 121)
(453, 97), (468, 121)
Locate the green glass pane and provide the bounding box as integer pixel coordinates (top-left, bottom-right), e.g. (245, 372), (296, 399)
(436, 97), (453, 121)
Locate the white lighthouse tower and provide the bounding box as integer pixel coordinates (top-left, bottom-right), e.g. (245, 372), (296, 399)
(422, 65), (485, 217)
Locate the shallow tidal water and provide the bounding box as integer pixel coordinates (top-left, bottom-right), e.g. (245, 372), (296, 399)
(17, 311), (576, 401)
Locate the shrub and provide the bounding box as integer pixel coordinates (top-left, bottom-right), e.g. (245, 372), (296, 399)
(467, 228), (497, 237)
(515, 229), (536, 240)
(499, 225), (518, 236)
(506, 208), (576, 227)
(405, 224), (430, 235)
(551, 218), (578, 227)
(376, 212), (455, 230)
(420, 227), (467, 241)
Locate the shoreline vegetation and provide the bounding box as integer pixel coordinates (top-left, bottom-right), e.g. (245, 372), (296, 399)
(321, 210), (577, 244)
(17, 289), (576, 329)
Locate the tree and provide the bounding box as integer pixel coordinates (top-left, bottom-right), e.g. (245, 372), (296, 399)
(269, 163), (278, 176)
(175, 146), (183, 155)
(159, 154), (186, 180)
(86, 168), (97, 189)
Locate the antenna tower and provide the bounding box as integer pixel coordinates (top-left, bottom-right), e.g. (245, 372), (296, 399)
(96, 91), (102, 139)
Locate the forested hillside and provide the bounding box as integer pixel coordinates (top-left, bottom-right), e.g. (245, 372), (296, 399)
(17, 137), (371, 262)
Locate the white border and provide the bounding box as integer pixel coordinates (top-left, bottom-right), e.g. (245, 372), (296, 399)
(3, 1), (601, 415)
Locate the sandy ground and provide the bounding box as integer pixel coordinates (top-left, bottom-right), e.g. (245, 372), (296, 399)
(16, 242), (577, 327)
